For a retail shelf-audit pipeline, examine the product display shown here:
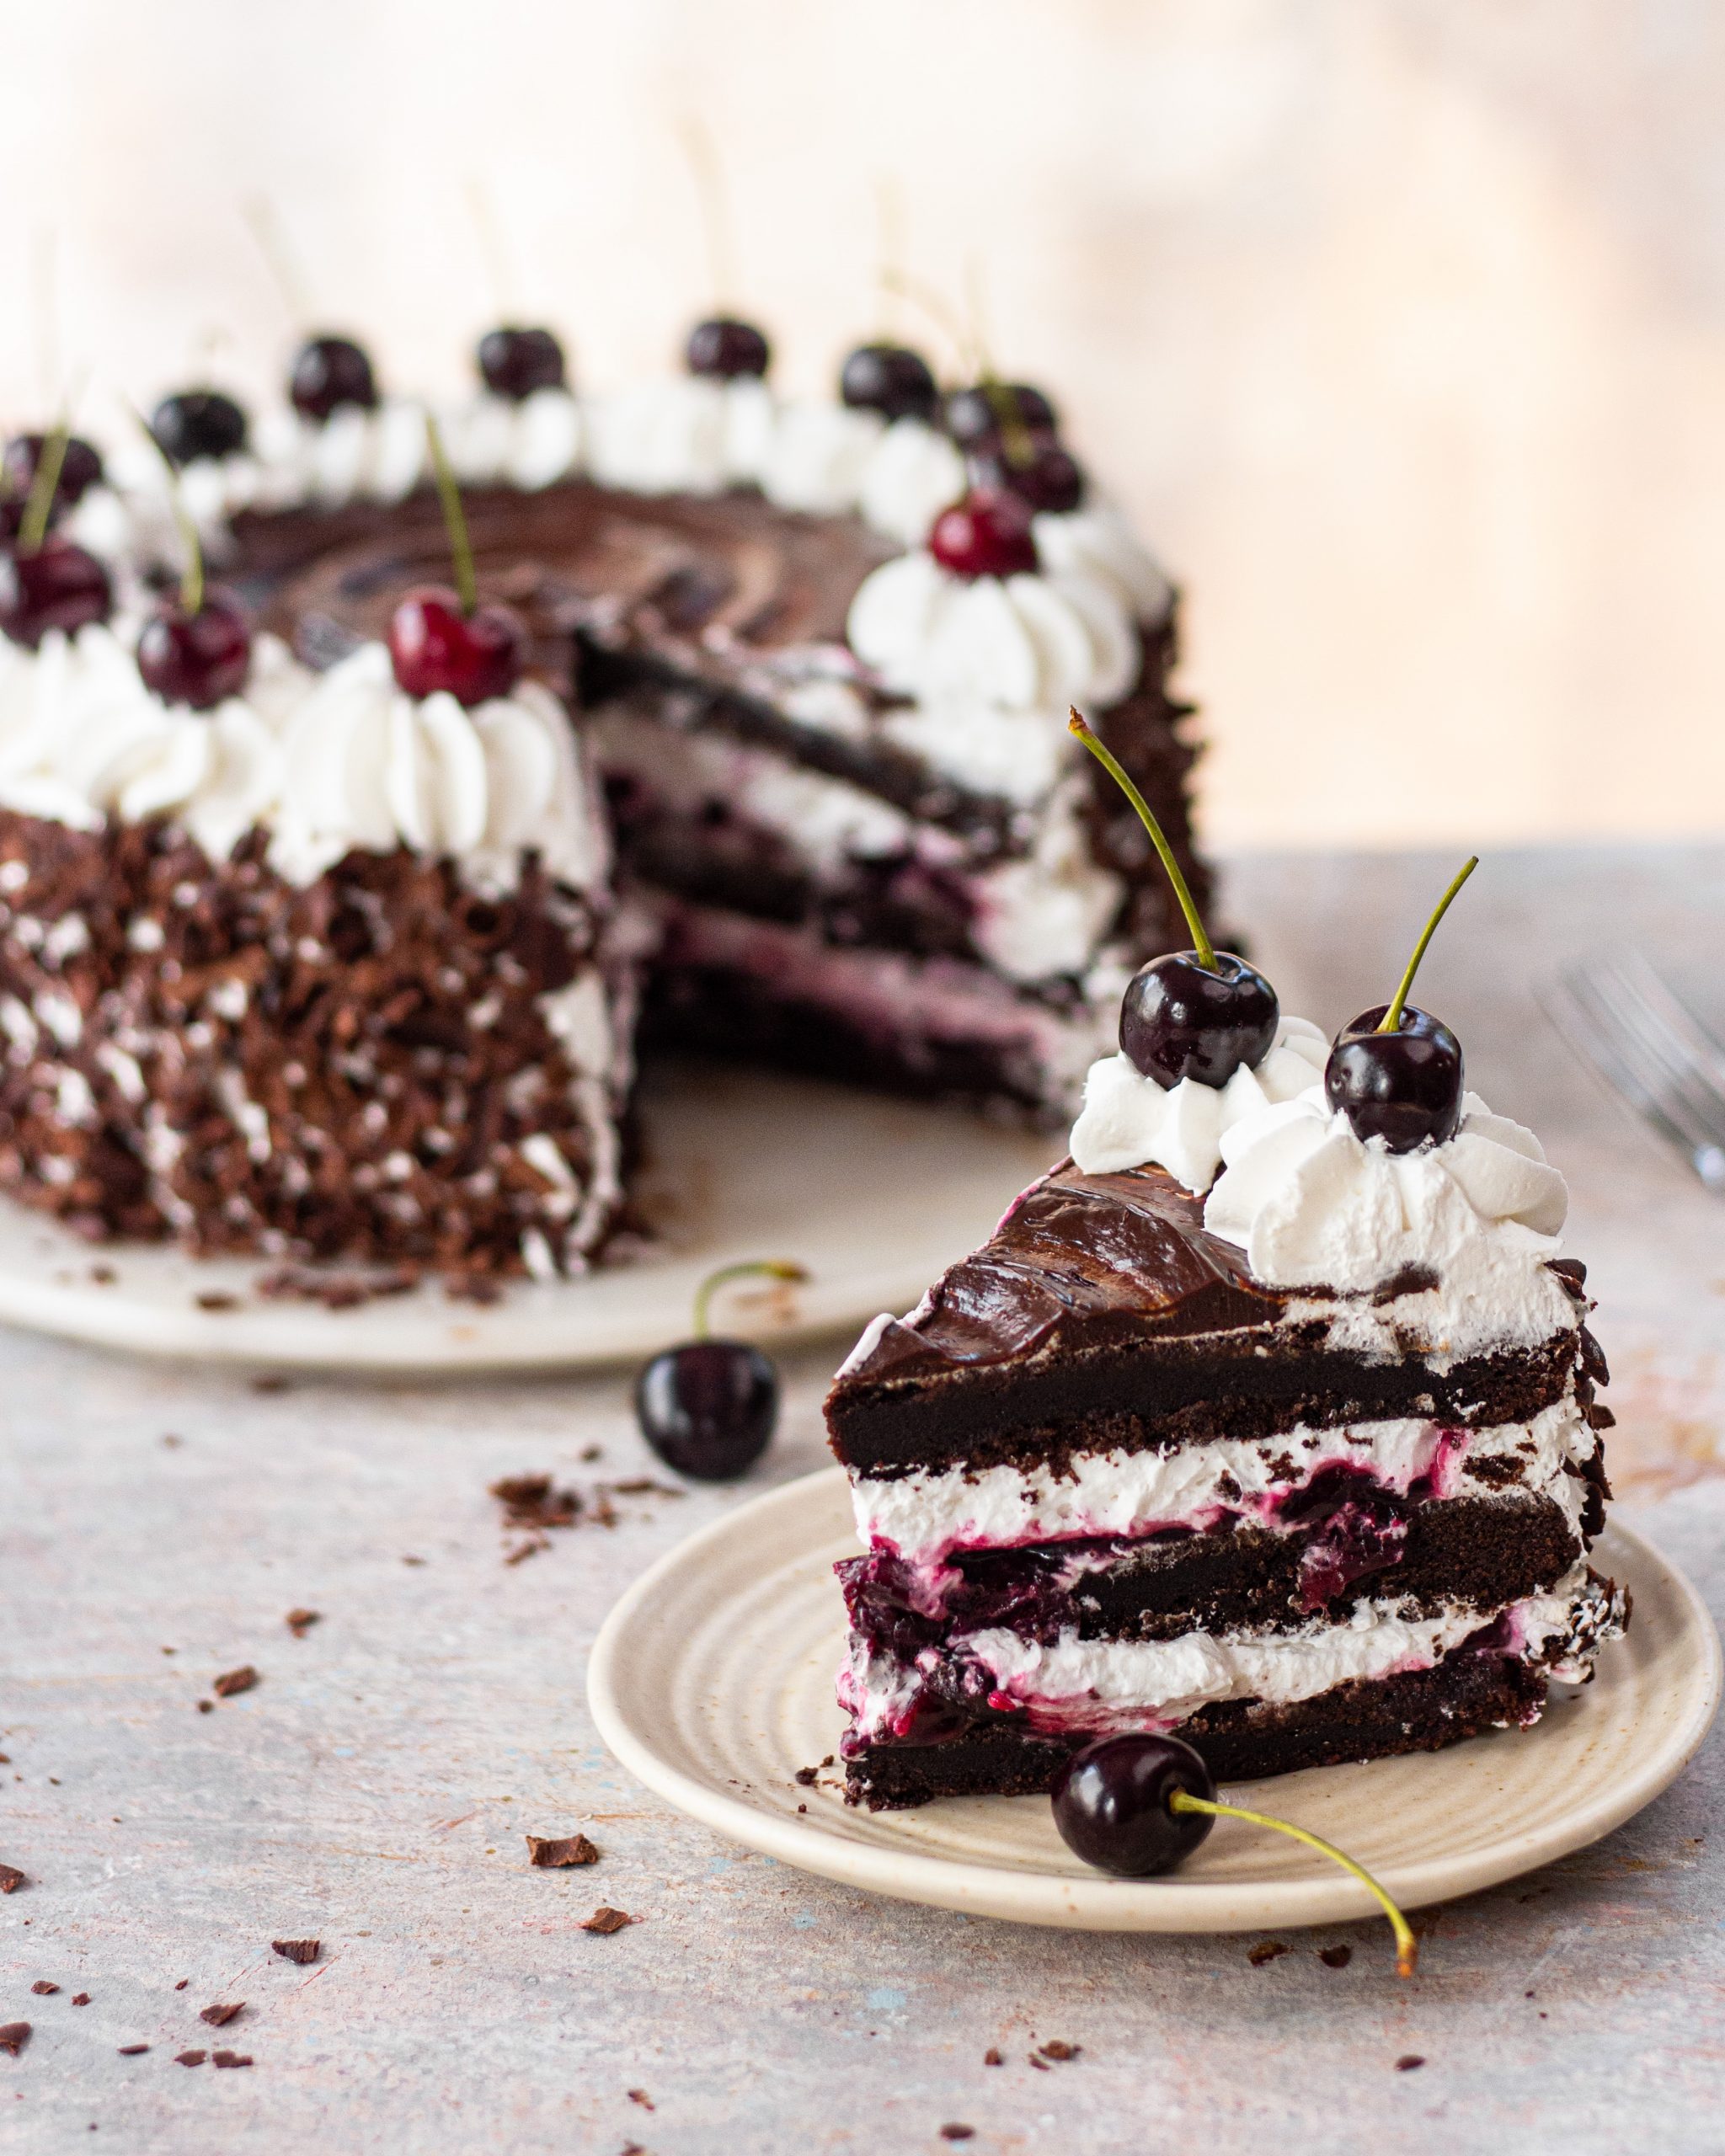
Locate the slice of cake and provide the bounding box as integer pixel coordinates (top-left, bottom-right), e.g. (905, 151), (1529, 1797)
(825, 775), (1626, 1806)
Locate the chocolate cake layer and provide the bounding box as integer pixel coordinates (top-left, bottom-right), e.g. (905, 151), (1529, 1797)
(841, 1492), (1583, 1652)
(827, 1160), (1595, 1474)
(0, 809), (621, 1270)
(842, 1650), (1551, 1809)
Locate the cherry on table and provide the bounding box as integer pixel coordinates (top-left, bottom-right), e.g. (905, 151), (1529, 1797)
(927, 488), (1038, 579)
(1121, 950), (1279, 1091)
(388, 588), (524, 707)
(686, 317), (771, 381)
(969, 438), (1086, 515)
(150, 391), (249, 467)
(290, 335), (380, 422)
(840, 344), (939, 424)
(137, 589), (252, 710)
(3, 434), (105, 524)
(0, 537), (113, 650)
(478, 326), (568, 401)
(633, 1259), (806, 1481)
(943, 381), (1057, 451)
(1323, 857), (1478, 1153)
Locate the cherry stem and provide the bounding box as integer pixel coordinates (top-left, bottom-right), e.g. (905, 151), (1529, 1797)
(131, 406), (205, 614)
(879, 270), (982, 377)
(1068, 709), (1216, 972)
(692, 1259), (809, 1342)
(1379, 855), (1479, 1035)
(242, 193), (314, 324)
(424, 415), (478, 618)
(17, 422), (69, 557)
(678, 114), (738, 312)
(1169, 1791), (1418, 1978)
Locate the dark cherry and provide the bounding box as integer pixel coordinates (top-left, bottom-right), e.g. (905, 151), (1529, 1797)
(686, 317), (771, 381)
(927, 488), (1039, 579)
(478, 326), (568, 402)
(635, 1339), (778, 1481)
(0, 537), (114, 650)
(3, 434), (105, 523)
(1052, 1734), (1215, 1877)
(387, 587), (524, 707)
(136, 590), (251, 711)
(943, 381), (1057, 451)
(289, 335), (379, 422)
(840, 343), (940, 424)
(1326, 1003), (1465, 1154)
(970, 438), (1086, 515)
(1120, 950), (1279, 1090)
(150, 390), (249, 467)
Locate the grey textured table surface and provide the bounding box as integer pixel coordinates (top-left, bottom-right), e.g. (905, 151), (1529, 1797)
(4, 843), (1724, 2156)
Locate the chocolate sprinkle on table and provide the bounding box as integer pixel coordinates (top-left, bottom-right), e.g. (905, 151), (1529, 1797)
(0, 1864), (27, 1893)
(199, 2002), (244, 2026)
(118, 2045), (149, 2056)
(1397, 2055), (1427, 2073)
(579, 1906), (635, 1934)
(526, 1833), (600, 1869)
(286, 1609), (320, 1636)
(211, 2049), (253, 2068)
(174, 2051), (206, 2068)
(29, 1983), (56, 1997)
(984, 2048), (1003, 2066)
(1320, 1945), (1354, 1969)
(71, 1993), (90, 2006)
(211, 1667), (259, 1699)
(271, 1939), (320, 1964)
(1038, 2040), (1080, 2061)
(1248, 1940), (1290, 1967)
(939, 2127), (975, 2143)
(0, 2024), (29, 2057)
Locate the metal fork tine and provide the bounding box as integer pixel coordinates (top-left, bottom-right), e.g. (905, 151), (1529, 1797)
(1586, 963), (1725, 1147)
(1545, 967), (1725, 1192)
(1599, 957), (1725, 1104)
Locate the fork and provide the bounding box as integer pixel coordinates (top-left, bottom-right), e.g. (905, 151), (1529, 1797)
(1541, 956), (1725, 1193)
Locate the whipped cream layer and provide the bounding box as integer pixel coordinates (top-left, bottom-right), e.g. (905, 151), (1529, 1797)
(852, 1393), (1598, 1588)
(0, 626), (607, 899)
(840, 1564), (1623, 1744)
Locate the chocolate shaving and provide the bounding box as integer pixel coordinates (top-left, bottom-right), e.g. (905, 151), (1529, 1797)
(0, 2024), (29, 2057)
(1247, 1940), (1289, 1967)
(579, 1906), (635, 1934)
(286, 1609), (319, 1636)
(1038, 2040), (1079, 2061)
(199, 2002), (244, 2027)
(983, 2048), (1003, 2067)
(29, 1983), (56, 1997)
(258, 1264), (419, 1310)
(939, 2130), (975, 2143)
(211, 1666), (259, 1698)
(489, 1474), (581, 1531)
(793, 1767), (818, 1787)
(628, 2089), (654, 2110)
(195, 1293), (239, 1313)
(271, 1939), (320, 1964)
(0, 1863), (27, 1893)
(526, 1833), (600, 1869)
(1396, 2055), (1426, 2072)
(71, 1993), (90, 2006)
(211, 2049), (253, 2068)
(118, 2044), (150, 2056)
(606, 1478), (683, 1498)
(174, 2050), (206, 2068)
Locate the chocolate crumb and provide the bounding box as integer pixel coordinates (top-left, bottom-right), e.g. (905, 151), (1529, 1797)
(195, 1293), (239, 1313)
(1247, 1940), (1290, 1967)
(286, 1609), (319, 1637)
(793, 1767), (818, 1787)
(628, 2089), (654, 2109)
(579, 1907), (635, 1935)
(1028, 2055), (1050, 2072)
(401, 1555), (426, 1566)
(161, 1433), (183, 1449)
(174, 2050), (206, 2067)
(527, 1833), (600, 1869)
(271, 1940), (319, 1965)
(1396, 2055), (1426, 2073)
(606, 1478), (683, 1498)
(579, 1445), (602, 1462)
(250, 1374), (291, 1395)
(174, 1981), (188, 1992)
(820, 1755), (833, 1769)
(258, 1264), (419, 1310)
(117, 2045), (149, 2057)
(0, 1864), (27, 1894)
(199, 2003), (244, 2027)
(211, 2049), (252, 2068)
(0, 2025), (29, 2057)
(1039, 2040), (1080, 2061)
(939, 2127), (975, 2142)
(29, 1983), (56, 1997)
(491, 1473), (580, 1534)
(796, 1803), (806, 1813)
(197, 1700), (214, 1714)
(211, 1666), (259, 1699)
(1319, 1945), (1353, 1969)
(72, 1993), (90, 2007)
(983, 2048), (1003, 2067)
(91, 1266), (115, 1285)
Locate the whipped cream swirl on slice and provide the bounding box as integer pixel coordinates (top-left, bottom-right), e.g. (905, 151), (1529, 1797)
(846, 549), (1139, 709)
(584, 376), (774, 496)
(270, 642), (606, 893)
(0, 622), (312, 861)
(1204, 1084), (1569, 1296)
(250, 399), (432, 505)
(1033, 504), (1172, 624)
(758, 402), (884, 515)
(441, 389), (584, 493)
(1070, 1016), (1329, 1191)
(856, 419), (968, 546)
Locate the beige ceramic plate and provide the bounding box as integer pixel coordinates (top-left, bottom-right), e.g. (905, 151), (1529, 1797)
(589, 1467), (1721, 1932)
(0, 1060), (1046, 1373)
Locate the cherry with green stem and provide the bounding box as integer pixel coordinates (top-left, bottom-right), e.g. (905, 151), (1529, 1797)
(2, 431), (104, 535)
(0, 421), (112, 652)
(635, 1259), (809, 1481)
(132, 428), (251, 710)
(1325, 857), (1478, 1153)
(1068, 708), (1279, 1090)
(387, 415), (526, 707)
(1051, 1734), (1418, 1977)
